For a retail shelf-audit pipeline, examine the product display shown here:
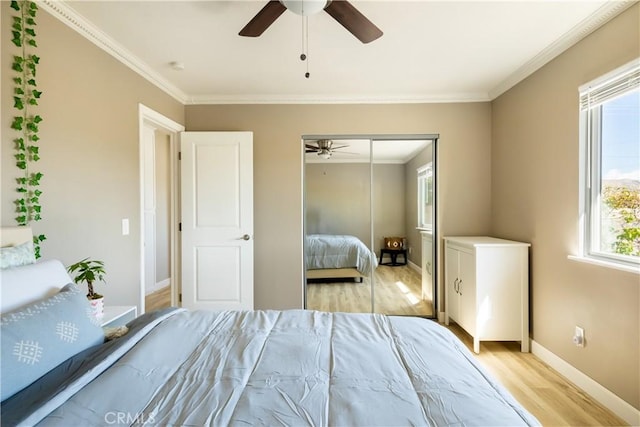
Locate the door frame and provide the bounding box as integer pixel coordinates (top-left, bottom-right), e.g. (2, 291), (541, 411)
(138, 104), (185, 313)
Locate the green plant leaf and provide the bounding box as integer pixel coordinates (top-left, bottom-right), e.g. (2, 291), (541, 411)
(33, 115), (43, 123)
(11, 117), (24, 130)
(16, 177), (27, 185)
(37, 234), (46, 242)
(15, 88), (25, 95)
(16, 216), (27, 224)
(25, 28), (36, 37)
(12, 62), (23, 72)
(14, 77), (23, 85)
(12, 22), (22, 31)
(12, 38), (22, 47)
(29, 2), (38, 10)
(10, 1), (20, 11)
(27, 9), (36, 17)
(14, 97), (24, 110)
(28, 98), (38, 106)
(16, 161), (26, 170)
(31, 54), (40, 64)
(27, 39), (37, 47)
(26, 17), (36, 26)
(32, 154), (40, 161)
(16, 187), (27, 193)
(30, 134), (40, 142)
(32, 89), (42, 98)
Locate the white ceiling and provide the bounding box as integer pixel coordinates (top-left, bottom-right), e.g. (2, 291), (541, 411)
(47, 1), (632, 104)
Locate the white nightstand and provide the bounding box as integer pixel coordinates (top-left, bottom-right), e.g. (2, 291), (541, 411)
(101, 305), (137, 328)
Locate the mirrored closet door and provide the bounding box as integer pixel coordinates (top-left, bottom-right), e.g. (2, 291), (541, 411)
(303, 135), (439, 318)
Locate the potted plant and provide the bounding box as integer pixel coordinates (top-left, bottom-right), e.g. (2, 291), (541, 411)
(67, 257), (106, 320)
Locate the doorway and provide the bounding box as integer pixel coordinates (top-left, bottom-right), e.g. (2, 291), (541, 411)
(303, 134), (439, 318)
(138, 104), (184, 314)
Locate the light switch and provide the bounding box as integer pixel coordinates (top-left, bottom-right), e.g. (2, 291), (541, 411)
(122, 218), (129, 236)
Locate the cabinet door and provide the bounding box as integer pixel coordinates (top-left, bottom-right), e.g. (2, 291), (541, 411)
(445, 246), (459, 323)
(457, 250), (476, 334)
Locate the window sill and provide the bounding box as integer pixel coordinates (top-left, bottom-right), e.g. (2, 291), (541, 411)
(567, 255), (640, 275)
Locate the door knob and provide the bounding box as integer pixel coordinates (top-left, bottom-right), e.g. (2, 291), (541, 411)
(242, 234), (251, 241)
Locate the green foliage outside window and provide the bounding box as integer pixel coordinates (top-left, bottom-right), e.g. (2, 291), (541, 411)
(603, 186), (640, 257)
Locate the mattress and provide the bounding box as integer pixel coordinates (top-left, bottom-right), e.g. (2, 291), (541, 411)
(3, 308), (539, 426)
(305, 234), (377, 275)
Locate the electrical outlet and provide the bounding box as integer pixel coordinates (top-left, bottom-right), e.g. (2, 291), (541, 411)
(573, 326), (585, 347)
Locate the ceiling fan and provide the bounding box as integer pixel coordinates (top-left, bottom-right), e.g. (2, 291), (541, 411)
(305, 139), (352, 159)
(239, 0), (383, 44)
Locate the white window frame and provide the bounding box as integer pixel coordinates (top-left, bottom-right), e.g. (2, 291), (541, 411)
(417, 163), (433, 230)
(575, 58), (640, 272)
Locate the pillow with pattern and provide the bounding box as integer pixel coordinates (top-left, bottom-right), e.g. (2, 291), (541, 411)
(0, 241), (36, 270)
(0, 283), (105, 401)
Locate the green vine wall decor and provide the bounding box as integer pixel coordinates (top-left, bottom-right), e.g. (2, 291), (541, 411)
(10, 0), (46, 257)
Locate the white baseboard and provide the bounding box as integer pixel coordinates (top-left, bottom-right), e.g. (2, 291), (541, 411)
(531, 340), (640, 426)
(407, 260), (421, 274)
(145, 278), (170, 295)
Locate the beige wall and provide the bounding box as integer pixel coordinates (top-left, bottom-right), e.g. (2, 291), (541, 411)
(305, 163), (372, 245)
(154, 131), (171, 284)
(491, 4), (639, 410)
(186, 103), (492, 310)
(372, 163), (405, 254)
(1, 3), (184, 310)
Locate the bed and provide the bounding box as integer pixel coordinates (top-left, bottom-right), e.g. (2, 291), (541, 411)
(305, 234), (378, 282)
(1, 229), (540, 426)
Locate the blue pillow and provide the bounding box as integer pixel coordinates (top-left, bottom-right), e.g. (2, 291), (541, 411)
(1, 283), (105, 401)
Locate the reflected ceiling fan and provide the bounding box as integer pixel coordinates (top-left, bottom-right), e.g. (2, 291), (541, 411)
(305, 139), (353, 159)
(239, 0), (383, 44)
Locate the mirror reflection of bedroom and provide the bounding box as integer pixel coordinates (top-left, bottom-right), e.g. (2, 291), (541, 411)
(304, 136), (437, 317)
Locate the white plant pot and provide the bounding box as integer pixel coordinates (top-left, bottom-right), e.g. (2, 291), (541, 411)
(89, 297), (104, 320)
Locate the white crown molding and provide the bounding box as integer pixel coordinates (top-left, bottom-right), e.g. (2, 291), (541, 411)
(185, 92), (491, 105)
(39, 0), (634, 106)
(39, 0), (189, 104)
(489, 1), (636, 100)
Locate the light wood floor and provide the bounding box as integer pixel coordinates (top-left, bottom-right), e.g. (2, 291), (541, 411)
(446, 322), (627, 426)
(306, 265), (433, 316)
(145, 285), (172, 312)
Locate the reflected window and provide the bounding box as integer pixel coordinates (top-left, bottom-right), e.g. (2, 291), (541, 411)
(417, 163), (433, 230)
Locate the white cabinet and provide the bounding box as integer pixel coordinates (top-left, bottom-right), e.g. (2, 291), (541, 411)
(444, 236), (530, 353)
(421, 231), (433, 300)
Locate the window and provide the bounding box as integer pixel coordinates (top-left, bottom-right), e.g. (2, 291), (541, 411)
(579, 59), (640, 269)
(417, 163), (433, 229)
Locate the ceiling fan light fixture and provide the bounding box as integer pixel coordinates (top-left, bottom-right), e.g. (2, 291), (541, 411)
(280, 0), (329, 16)
(318, 150), (332, 160)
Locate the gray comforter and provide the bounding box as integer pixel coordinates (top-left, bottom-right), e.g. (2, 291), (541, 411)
(305, 234), (377, 275)
(5, 309), (539, 426)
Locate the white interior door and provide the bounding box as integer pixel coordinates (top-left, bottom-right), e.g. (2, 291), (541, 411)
(181, 131), (254, 310)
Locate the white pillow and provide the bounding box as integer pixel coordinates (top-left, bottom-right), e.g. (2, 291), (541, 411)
(0, 241), (36, 270)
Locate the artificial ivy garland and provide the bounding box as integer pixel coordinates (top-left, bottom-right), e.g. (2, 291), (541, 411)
(10, 0), (46, 257)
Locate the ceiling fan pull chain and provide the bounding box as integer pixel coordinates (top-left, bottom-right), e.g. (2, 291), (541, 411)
(299, 14), (310, 78)
(305, 15), (310, 78)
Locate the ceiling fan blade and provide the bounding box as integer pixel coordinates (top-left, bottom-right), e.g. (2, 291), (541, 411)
(324, 1), (383, 44)
(330, 144), (350, 150)
(305, 143), (320, 150)
(239, 1), (287, 37)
